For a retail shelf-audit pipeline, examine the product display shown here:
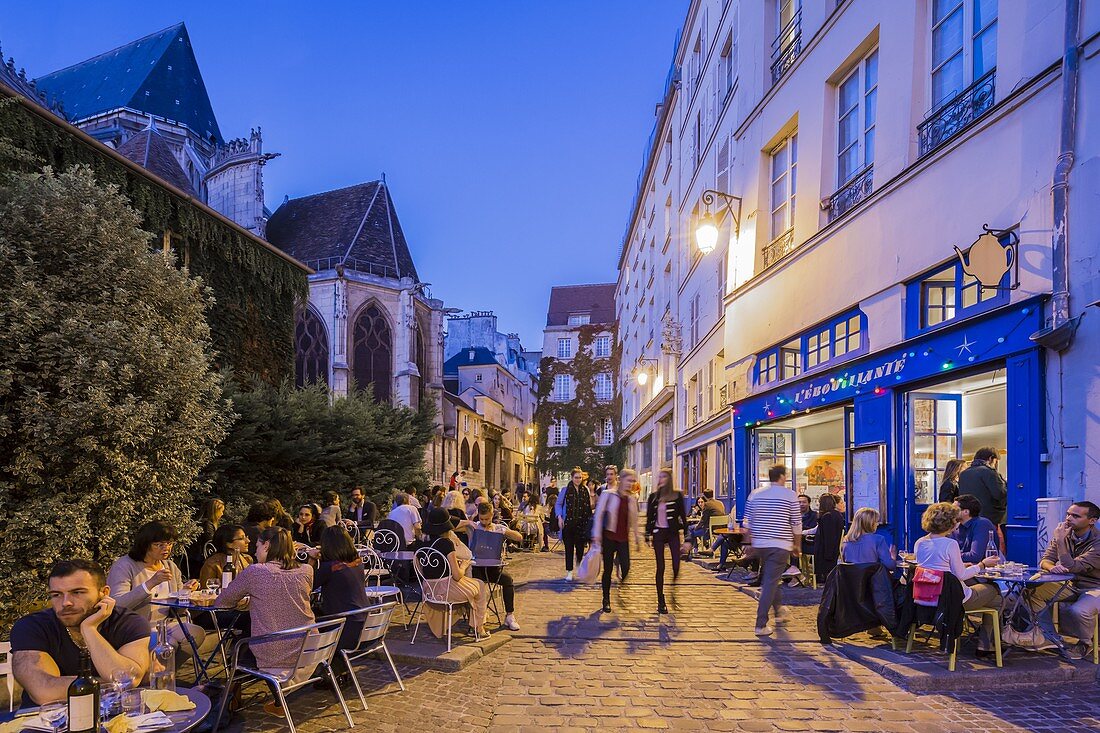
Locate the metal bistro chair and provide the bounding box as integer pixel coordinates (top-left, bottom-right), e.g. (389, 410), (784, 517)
(357, 545), (408, 627)
(328, 603), (405, 711)
(0, 640), (13, 712)
(212, 618), (353, 733)
(411, 546), (482, 652)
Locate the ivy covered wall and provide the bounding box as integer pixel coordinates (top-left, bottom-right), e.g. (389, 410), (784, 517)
(0, 96), (307, 383)
(535, 324), (625, 477)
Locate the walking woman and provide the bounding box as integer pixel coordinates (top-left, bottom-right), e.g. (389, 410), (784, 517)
(938, 458), (967, 503)
(592, 468), (641, 613)
(555, 468), (594, 581)
(645, 469), (688, 614)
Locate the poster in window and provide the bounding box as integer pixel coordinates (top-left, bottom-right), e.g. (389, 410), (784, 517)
(848, 443), (887, 517)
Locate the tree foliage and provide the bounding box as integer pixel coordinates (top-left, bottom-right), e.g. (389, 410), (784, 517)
(203, 379), (436, 518)
(0, 164), (231, 627)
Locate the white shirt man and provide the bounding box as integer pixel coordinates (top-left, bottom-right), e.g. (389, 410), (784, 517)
(744, 466), (802, 636)
(388, 494), (422, 545)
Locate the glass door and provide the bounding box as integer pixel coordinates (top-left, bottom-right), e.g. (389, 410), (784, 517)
(754, 429), (796, 490)
(907, 392), (962, 546)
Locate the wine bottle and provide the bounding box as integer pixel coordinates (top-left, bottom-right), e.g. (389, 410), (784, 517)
(221, 550), (235, 591)
(67, 649), (100, 733)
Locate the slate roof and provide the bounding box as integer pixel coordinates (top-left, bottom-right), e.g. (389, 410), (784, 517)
(115, 123), (196, 196)
(35, 23), (223, 143)
(265, 181), (420, 282)
(444, 347), (500, 375)
(546, 283), (616, 326)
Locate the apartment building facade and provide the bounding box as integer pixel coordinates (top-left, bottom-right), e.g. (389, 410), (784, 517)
(619, 0), (1099, 562)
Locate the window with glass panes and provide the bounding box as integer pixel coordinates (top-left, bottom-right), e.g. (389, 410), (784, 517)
(553, 420), (569, 446)
(780, 339), (801, 380)
(914, 258), (1006, 331)
(553, 374), (572, 401)
(807, 328), (831, 369)
(600, 418), (614, 446)
(931, 0), (997, 110)
(557, 338), (572, 358)
(837, 49), (878, 186)
(770, 133), (798, 239)
(833, 314), (862, 357)
(757, 352), (778, 386)
(595, 373), (613, 401)
(567, 313), (590, 326)
(594, 335), (611, 357)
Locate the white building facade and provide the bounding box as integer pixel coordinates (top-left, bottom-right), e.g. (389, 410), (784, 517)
(618, 0), (1099, 562)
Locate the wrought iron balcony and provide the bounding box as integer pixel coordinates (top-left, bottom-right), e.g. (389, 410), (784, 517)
(917, 70), (996, 157)
(770, 9), (802, 85)
(762, 228), (797, 269)
(691, 405), (699, 424)
(825, 165), (874, 222)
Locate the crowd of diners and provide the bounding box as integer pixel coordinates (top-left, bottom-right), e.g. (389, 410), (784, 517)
(7, 480), (552, 712)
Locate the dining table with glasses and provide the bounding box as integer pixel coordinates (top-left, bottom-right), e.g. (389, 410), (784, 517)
(4, 687), (210, 733)
(151, 596), (246, 685)
(711, 527), (745, 580)
(973, 564), (1075, 636)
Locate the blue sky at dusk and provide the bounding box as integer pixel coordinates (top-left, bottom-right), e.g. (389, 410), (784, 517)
(3, 1), (685, 347)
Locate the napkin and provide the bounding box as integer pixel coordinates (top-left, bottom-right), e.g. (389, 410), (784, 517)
(0, 715), (48, 733)
(141, 689), (196, 712)
(106, 712), (176, 733)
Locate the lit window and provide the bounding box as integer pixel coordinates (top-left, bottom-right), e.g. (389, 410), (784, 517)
(807, 328), (831, 369)
(770, 132), (798, 240)
(780, 339), (801, 380)
(757, 352), (778, 386)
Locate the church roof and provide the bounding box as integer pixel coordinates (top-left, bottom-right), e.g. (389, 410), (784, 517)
(546, 283), (616, 326)
(115, 123), (196, 196)
(265, 181), (420, 282)
(35, 23), (223, 143)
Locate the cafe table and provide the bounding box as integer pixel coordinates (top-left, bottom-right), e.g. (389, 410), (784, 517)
(973, 566), (1074, 644)
(5, 688), (210, 733)
(711, 528), (745, 581)
(151, 598), (245, 685)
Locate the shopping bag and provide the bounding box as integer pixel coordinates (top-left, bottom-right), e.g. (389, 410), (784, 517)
(576, 544), (602, 583)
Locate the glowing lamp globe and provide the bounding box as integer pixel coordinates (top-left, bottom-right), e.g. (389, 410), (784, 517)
(695, 213), (719, 254)
(637, 370), (649, 386)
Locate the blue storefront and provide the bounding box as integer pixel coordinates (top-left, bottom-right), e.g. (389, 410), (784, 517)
(731, 297), (1046, 562)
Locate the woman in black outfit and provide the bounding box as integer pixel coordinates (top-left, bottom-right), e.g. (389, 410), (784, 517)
(292, 503), (323, 546)
(937, 458), (966, 503)
(813, 493), (845, 584)
(314, 525), (368, 681)
(645, 469), (688, 614)
(187, 498), (224, 576)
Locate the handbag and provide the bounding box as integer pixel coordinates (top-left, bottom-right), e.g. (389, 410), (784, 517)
(912, 567), (944, 607)
(576, 545), (602, 583)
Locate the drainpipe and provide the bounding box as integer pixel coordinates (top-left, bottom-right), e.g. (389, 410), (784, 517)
(1051, 0), (1081, 328)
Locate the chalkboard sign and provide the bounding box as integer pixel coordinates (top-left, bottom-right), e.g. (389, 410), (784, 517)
(848, 444), (887, 517)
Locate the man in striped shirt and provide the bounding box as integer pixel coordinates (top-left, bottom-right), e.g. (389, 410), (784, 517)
(744, 465), (802, 635)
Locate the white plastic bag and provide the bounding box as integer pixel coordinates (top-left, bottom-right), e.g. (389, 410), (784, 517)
(576, 544), (602, 583)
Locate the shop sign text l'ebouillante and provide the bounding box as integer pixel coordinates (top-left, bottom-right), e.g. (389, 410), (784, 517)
(789, 355), (909, 406)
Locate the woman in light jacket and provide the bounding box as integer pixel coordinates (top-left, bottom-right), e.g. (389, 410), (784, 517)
(592, 469), (641, 614)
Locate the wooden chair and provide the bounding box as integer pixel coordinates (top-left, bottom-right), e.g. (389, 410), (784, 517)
(902, 606), (1002, 670)
(1053, 602), (1099, 664)
(0, 641), (14, 712)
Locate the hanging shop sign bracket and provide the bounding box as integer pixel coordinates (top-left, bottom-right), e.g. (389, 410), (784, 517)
(954, 224), (1020, 291)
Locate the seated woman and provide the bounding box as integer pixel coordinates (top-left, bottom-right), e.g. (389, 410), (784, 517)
(689, 497), (705, 521)
(106, 521), (204, 649)
(413, 507), (490, 639)
(913, 502), (1002, 658)
(198, 524), (253, 587)
(216, 527), (315, 674)
(186, 498), (224, 578)
(292, 503), (322, 547)
(517, 493), (546, 549)
(313, 525), (368, 681)
(840, 508), (895, 570)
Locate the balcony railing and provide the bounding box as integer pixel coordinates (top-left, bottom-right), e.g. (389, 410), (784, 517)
(691, 405), (700, 424)
(770, 9), (802, 85)
(917, 70), (996, 157)
(763, 228), (797, 269)
(825, 165), (874, 222)
(719, 383), (728, 407)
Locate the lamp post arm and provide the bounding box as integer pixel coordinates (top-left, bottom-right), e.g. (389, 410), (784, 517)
(701, 189), (742, 229)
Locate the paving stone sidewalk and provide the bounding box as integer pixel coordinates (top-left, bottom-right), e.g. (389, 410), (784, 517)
(229, 547), (1100, 733)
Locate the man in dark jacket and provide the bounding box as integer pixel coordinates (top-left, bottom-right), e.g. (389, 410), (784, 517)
(957, 447), (1007, 549)
(554, 468), (594, 581)
(798, 494), (818, 555)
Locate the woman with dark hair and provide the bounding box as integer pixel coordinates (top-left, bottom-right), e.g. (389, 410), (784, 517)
(216, 527), (314, 672)
(292, 504), (322, 546)
(187, 498), (224, 575)
(414, 507), (489, 639)
(314, 526), (369, 680)
(813, 494), (845, 584)
(198, 524), (252, 587)
(645, 469), (688, 614)
(269, 499), (294, 531)
(107, 521), (204, 647)
(938, 458), (967, 503)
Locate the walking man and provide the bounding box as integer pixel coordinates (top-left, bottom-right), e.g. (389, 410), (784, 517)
(744, 465), (802, 636)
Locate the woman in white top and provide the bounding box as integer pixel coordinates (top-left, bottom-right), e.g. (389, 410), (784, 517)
(592, 469), (641, 614)
(644, 469), (688, 615)
(913, 502), (1003, 656)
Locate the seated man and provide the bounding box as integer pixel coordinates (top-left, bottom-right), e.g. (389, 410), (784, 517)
(388, 491), (423, 546)
(1030, 501), (1100, 660)
(798, 494), (818, 556)
(689, 489), (726, 552)
(12, 560), (150, 705)
(467, 502), (523, 631)
(953, 494), (997, 564)
(710, 508), (743, 570)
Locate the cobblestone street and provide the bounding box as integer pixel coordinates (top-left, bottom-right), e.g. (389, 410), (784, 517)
(231, 548), (1100, 733)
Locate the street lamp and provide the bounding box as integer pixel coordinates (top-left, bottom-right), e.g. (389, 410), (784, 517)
(695, 189), (743, 255)
(635, 357), (658, 386)
(526, 426), (534, 436)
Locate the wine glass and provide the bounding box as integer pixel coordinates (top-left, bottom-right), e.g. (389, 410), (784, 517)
(40, 702), (67, 732)
(205, 578), (220, 594)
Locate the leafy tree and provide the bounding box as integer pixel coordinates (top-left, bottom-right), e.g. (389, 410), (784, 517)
(0, 164), (231, 627)
(203, 378), (435, 517)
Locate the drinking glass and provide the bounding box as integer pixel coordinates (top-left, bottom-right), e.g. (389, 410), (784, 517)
(100, 681), (121, 718)
(206, 578), (220, 594)
(121, 687), (144, 717)
(40, 702), (66, 732)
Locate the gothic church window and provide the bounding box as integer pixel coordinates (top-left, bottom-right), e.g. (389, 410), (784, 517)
(294, 307), (329, 388)
(460, 438), (470, 470)
(352, 303), (393, 403)
(472, 442), (482, 472)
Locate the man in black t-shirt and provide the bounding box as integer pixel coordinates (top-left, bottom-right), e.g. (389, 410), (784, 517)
(11, 559), (150, 706)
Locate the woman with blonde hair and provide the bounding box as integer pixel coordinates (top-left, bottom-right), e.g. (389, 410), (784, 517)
(839, 508), (895, 569)
(938, 459), (967, 503)
(592, 468), (641, 613)
(913, 502), (1002, 657)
